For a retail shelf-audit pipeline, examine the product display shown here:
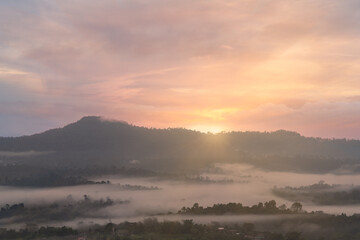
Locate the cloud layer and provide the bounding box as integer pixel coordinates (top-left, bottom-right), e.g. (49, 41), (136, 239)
(0, 0), (360, 138)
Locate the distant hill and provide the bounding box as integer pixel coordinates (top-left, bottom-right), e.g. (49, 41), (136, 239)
(0, 116), (360, 173)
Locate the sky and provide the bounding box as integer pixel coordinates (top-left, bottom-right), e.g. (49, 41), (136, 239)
(0, 0), (360, 138)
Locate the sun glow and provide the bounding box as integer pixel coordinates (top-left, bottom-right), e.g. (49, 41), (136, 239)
(190, 125), (226, 134)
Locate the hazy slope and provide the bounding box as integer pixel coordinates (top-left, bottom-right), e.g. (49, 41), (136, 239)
(0, 116), (359, 173)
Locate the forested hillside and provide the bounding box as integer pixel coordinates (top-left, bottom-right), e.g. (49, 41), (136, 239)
(1, 116), (360, 174)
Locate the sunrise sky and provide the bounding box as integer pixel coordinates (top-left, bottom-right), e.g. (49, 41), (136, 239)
(0, 0), (360, 138)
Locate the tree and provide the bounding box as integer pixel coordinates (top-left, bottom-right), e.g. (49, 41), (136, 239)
(265, 200), (276, 209)
(290, 202), (302, 213)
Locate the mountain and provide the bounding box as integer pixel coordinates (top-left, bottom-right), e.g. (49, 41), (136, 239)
(0, 116), (360, 173)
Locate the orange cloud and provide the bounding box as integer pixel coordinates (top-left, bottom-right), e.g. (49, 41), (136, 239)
(0, 0), (359, 138)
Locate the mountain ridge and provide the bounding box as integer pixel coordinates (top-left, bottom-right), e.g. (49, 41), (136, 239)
(0, 116), (360, 173)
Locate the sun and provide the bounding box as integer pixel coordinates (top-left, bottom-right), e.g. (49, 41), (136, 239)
(190, 125), (226, 134)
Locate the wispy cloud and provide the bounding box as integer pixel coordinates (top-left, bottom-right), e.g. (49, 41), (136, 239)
(0, 0), (359, 138)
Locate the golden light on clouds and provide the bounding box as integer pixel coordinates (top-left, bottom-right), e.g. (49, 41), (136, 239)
(0, 0), (359, 138)
(190, 125), (226, 134)
(197, 108), (239, 121)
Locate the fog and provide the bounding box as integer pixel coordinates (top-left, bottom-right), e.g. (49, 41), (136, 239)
(0, 151), (51, 158)
(21, 214), (302, 230)
(1, 163), (359, 229)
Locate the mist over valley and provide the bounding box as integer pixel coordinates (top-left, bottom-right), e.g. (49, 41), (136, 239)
(0, 117), (360, 239)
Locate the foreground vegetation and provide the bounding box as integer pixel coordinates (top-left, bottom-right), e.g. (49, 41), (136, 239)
(0, 200), (359, 240)
(0, 196), (126, 223)
(1, 213), (360, 240)
(273, 181), (360, 205)
(0, 165), (154, 187)
(178, 200), (304, 215)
